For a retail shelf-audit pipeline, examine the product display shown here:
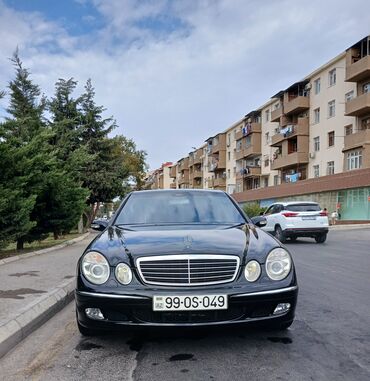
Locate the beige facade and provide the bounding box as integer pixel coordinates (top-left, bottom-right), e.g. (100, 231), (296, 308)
(156, 36), (370, 198)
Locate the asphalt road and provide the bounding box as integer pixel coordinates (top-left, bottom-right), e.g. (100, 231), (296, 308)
(1, 228), (369, 381)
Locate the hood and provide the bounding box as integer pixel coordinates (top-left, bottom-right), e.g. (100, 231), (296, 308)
(87, 225), (281, 266)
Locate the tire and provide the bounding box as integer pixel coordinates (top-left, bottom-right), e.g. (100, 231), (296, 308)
(274, 225), (286, 243)
(315, 233), (327, 243)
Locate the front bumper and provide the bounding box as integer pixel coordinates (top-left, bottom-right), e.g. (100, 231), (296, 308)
(75, 286), (298, 328)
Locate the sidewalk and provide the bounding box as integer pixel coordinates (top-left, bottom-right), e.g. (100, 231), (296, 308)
(329, 223), (370, 230)
(0, 233), (94, 358)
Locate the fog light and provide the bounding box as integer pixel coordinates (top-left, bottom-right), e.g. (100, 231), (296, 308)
(85, 308), (105, 320)
(273, 303), (291, 315)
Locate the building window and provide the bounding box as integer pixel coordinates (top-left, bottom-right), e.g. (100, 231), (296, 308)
(345, 125), (353, 136)
(227, 133), (231, 146)
(313, 165), (320, 178)
(363, 82), (370, 94)
(314, 78), (321, 94)
(236, 140), (242, 151)
(263, 177), (268, 188)
(328, 68), (336, 86)
(314, 108), (320, 124)
(273, 175), (279, 186)
(264, 158), (269, 167)
(314, 136), (320, 151)
(227, 169), (230, 179)
(245, 135), (252, 147)
(327, 161), (335, 175)
(347, 150), (362, 170)
(328, 100), (335, 118)
(265, 132), (270, 145)
(233, 129), (237, 139)
(233, 166), (236, 174)
(328, 131), (335, 147)
(265, 110), (270, 122)
(361, 117), (370, 130)
(228, 151), (231, 161)
(345, 90), (354, 102)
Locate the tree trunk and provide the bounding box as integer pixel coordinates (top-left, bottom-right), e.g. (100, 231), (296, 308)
(78, 215), (84, 234)
(16, 238), (24, 251)
(53, 231), (60, 240)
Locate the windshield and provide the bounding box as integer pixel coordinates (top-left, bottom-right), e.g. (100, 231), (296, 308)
(285, 203), (321, 212)
(115, 191), (245, 225)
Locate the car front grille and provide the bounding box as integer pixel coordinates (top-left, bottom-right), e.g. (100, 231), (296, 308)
(136, 255), (240, 286)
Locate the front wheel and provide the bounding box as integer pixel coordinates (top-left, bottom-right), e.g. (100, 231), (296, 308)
(274, 226), (286, 243)
(315, 233), (327, 243)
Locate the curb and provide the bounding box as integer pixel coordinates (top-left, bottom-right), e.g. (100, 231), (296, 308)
(0, 232), (90, 267)
(0, 278), (76, 359)
(329, 224), (370, 231)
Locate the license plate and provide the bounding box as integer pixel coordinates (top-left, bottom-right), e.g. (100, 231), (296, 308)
(153, 295), (228, 311)
(302, 216), (316, 220)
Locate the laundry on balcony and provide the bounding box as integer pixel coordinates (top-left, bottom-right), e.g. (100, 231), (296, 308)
(240, 167), (250, 175)
(242, 123), (252, 136)
(285, 173), (300, 183)
(279, 125), (294, 137)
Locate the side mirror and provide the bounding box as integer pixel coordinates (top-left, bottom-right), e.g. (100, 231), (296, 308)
(90, 219), (108, 231)
(251, 216), (267, 228)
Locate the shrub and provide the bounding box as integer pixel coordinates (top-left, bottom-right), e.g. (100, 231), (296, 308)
(242, 203), (265, 218)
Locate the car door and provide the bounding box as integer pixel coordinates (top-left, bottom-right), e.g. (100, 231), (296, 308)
(262, 204), (278, 232)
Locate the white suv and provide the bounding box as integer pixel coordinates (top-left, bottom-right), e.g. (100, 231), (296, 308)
(261, 201), (329, 243)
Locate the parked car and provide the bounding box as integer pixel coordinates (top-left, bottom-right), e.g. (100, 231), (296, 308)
(76, 190), (298, 335)
(261, 201), (329, 243)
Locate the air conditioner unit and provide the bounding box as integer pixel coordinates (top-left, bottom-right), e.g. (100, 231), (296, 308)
(309, 152), (315, 159)
(305, 83), (312, 90)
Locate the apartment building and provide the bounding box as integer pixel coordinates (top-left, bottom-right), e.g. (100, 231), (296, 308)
(206, 133), (227, 190)
(189, 147), (203, 189)
(152, 36), (370, 221)
(235, 111), (262, 193)
(144, 162), (172, 190)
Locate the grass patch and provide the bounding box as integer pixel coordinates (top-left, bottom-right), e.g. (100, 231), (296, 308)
(0, 231), (83, 260)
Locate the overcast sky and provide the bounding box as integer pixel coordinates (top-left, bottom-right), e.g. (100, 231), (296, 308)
(0, 0), (369, 169)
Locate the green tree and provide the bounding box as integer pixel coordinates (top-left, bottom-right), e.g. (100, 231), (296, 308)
(78, 79), (146, 223)
(2, 53), (88, 248)
(243, 203), (265, 218)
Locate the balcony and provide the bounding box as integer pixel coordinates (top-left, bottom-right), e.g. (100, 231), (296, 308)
(178, 158), (189, 172)
(170, 182), (176, 189)
(213, 177), (226, 188)
(170, 166), (176, 178)
(193, 170), (202, 179)
(209, 155), (226, 171)
(345, 55), (370, 82)
(345, 92), (370, 116)
(235, 123), (262, 141)
(271, 118), (309, 146)
(211, 135), (226, 154)
(236, 166), (261, 179)
(178, 174), (189, 185)
(271, 107), (283, 122)
(283, 96), (309, 115)
(271, 152), (309, 170)
(193, 149), (202, 164)
(343, 128), (370, 151)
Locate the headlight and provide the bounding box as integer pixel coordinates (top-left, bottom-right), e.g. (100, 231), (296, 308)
(265, 248), (292, 281)
(244, 260), (261, 282)
(81, 251), (110, 285)
(115, 263), (133, 285)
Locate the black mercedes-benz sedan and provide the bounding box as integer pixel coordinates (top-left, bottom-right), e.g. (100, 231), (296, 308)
(75, 190), (298, 335)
